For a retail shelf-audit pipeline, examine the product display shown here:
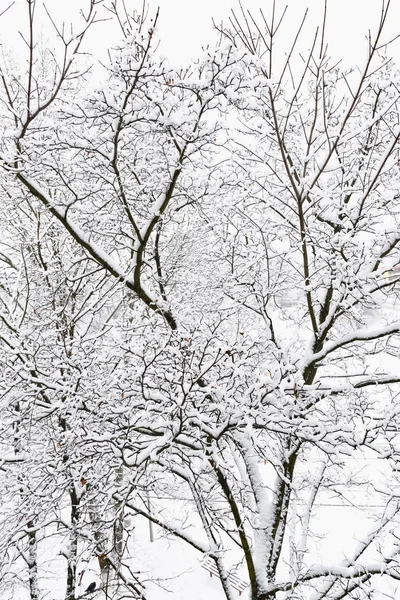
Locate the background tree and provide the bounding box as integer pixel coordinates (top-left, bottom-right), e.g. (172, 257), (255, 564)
(2, 1), (400, 600)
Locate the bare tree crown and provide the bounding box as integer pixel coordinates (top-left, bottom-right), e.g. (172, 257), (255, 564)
(1, 2), (400, 600)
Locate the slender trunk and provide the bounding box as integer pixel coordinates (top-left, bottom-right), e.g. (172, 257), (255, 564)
(65, 485), (80, 600)
(113, 466), (125, 562)
(17, 405), (40, 599)
(113, 515), (124, 561)
(89, 504), (110, 586)
(27, 520), (39, 600)
(146, 492), (154, 543)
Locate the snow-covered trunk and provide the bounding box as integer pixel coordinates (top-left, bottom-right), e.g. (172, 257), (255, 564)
(230, 437), (273, 598)
(213, 461), (258, 598)
(89, 505), (110, 587)
(113, 512), (124, 564)
(65, 485), (80, 600)
(27, 520), (40, 600)
(296, 459), (327, 570)
(15, 399), (41, 599)
(113, 466), (125, 564)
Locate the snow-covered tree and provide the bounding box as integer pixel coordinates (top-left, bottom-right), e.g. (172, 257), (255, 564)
(2, 1), (400, 599)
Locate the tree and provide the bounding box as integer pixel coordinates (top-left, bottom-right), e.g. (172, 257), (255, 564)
(2, 1), (400, 599)
(0, 180), (133, 599)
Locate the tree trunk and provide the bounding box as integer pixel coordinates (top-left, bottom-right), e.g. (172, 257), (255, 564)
(113, 466), (125, 563)
(27, 520), (39, 600)
(65, 485), (80, 600)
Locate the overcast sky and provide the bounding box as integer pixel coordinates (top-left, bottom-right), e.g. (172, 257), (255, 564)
(1, 0), (399, 72)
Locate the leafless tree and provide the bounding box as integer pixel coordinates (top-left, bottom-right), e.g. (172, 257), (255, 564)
(2, 2), (400, 600)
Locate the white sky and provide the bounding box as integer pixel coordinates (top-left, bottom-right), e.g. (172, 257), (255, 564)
(1, 0), (400, 71)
